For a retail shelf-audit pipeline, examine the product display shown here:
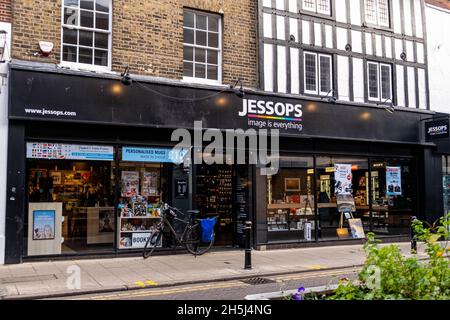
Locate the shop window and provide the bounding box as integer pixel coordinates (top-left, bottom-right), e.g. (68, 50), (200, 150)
(367, 61), (392, 102)
(183, 9), (222, 84)
(442, 156), (450, 227)
(304, 52), (332, 96)
(369, 159), (415, 236)
(25, 142), (116, 256)
(61, 0), (111, 70)
(364, 0), (390, 28)
(266, 156), (315, 242)
(315, 157), (371, 241)
(302, 0), (331, 15)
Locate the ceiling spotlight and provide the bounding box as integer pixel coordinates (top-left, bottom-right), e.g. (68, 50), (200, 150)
(321, 89), (337, 103)
(120, 65), (132, 86)
(230, 78), (245, 98)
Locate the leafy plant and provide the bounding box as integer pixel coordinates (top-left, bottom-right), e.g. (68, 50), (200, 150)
(330, 217), (450, 300)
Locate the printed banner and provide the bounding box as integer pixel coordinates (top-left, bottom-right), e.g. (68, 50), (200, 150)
(26, 143), (113, 161)
(32, 210), (55, 240)
(334, 164), (352, 195)
(386, 166), (402, 196)
(122, 147), (188, 163)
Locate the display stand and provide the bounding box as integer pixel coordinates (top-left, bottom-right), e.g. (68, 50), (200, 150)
(28, 202), (63, 256)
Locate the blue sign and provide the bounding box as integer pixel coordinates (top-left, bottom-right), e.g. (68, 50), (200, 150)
(122, 147), (188, 163)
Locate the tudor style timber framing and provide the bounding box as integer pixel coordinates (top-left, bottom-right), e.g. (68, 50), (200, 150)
(258, 0), (430, 110)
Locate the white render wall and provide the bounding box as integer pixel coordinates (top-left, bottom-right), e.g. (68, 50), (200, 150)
(0, 22), (11, 265)
(426, 4), (450, 113)
(260, 0), (427, 109)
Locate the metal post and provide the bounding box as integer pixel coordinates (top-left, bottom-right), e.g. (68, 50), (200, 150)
(411, 216), (417, 254)
(244, 221), (252, 269)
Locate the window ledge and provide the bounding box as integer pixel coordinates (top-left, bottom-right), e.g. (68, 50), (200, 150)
(58, 62), (112, 74)
(182, 76), (224, 87)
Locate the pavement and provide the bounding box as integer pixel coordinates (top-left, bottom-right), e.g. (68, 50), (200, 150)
(0, 241), (427, 300)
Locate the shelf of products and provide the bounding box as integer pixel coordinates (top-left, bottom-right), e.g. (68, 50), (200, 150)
(118, 168), (163, 249)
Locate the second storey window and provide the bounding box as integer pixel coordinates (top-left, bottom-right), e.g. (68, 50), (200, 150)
(302, 0), (331, 15)
(61, 0), (111, 69)
(364, 0), (390, 27)
(367, 61), (392, 102)
(304, 52), (332, 95)
(183, 10), (221, 84)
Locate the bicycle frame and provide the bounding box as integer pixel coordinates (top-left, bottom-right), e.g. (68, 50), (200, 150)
(159, 210), (195, 246)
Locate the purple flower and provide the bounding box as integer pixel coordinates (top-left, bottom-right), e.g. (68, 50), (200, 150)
(293, 287), (305, 300)
(293, 293), (301, 300)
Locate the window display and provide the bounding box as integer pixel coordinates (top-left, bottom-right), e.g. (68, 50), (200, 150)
(266, 156), (315, 242)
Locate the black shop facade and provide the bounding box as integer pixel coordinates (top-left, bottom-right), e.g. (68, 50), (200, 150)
(4, 63), (442, 264)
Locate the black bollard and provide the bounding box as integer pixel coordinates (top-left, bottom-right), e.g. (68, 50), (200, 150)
(244, 221), (252, 269)
(411, 216), (417, 254)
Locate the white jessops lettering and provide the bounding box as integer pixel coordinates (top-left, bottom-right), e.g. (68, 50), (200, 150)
(239, 99), (302, 118)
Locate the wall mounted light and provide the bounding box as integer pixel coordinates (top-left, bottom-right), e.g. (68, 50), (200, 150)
(345, 44), (352, 52)
(321, 89), (337, 103)
(377, 98), (395, 114)
(120, 65), (133, 86)
(400, 52), (407, 61)
(230, 78), (245, 98)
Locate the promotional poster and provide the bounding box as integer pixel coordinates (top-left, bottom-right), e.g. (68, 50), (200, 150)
(386, 166), (402, 196)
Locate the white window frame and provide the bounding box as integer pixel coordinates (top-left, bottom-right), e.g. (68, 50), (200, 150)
(302, 0), (331, 16)
(364, 0), (390, 28)
(367, 61), (392, 102)
(182, 10), (222, 85)
(60, 0), (112, 72)
(303, 51), (333, 96)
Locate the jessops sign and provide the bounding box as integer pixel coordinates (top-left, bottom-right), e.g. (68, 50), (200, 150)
(238, 99), (303, 132)
(425, 119), (449, 141)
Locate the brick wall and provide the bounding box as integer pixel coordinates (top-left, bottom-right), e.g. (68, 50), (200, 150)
(0, 0), (11, 23)
(11, 0), (258, 88)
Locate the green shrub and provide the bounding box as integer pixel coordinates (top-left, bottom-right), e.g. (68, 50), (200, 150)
(330, 217), (450, 300)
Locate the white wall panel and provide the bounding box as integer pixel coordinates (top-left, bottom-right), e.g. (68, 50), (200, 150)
(393, 0), (402, 34)
(302, 20), (311, 45)
(263, 0), (272, 8)
(414, 0), (423, 38)
(396, 65), (406, 107)
(336, 27), (347, 51)
(314, 23), (322, 47)
(335, 0), (347, 23)
(337, 56), (350, 101)
(365, 33), (373, 55)
(394, 39), (403, 60)
(325, 25), (333, 48)
(407, 67), (416, 108)
(288, 0), (297, 12)
(353, 58), (365, 103)
(406, 41), (414, 62)
(349, 0), (361, 26)
(0, 22), (11, 265)
(351, 30), (362, 53)
(418, 68), (427, 109)
(277, 15), (285, 40)
(290, 48), (300, 94)
(263, 13), (272, 38)
(289, 18), (298, 41)
(375, 34), (382, 57)
(403, 0), (413, 36)
(277, 45), (287, 93)
(275, 0), (284, 10)
(385, 37), (392, 58)
(416, 42), (424, 64)
(264, 44), (274, 92)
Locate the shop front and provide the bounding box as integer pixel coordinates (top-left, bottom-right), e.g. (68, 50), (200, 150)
(4, 62), (443, 263)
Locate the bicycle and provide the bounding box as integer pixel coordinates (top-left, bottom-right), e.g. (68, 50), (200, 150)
(142, 202), (216, 259)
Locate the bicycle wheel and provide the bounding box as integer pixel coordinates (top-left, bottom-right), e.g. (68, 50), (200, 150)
(185, 224), (215, 256)
(143, 230), (162, 259)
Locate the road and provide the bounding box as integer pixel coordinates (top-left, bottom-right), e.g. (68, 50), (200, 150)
(58, 267), (360, 300)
